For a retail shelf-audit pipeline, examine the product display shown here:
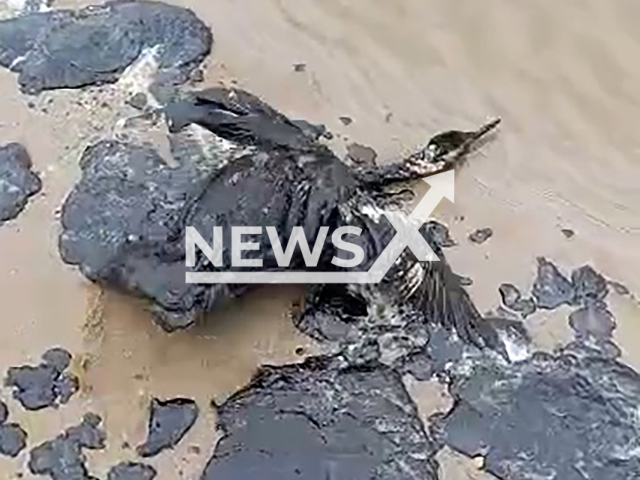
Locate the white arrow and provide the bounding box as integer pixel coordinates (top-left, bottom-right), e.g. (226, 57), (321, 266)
(411, 169), (454, 222)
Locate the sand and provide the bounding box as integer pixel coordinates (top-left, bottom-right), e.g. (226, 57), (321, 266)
(0, 0), (639, 478)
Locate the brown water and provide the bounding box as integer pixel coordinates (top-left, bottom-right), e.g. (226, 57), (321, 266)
(1, 0), (639, 478)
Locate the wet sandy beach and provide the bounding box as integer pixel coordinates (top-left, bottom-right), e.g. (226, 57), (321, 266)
(1, 0), (639, 478)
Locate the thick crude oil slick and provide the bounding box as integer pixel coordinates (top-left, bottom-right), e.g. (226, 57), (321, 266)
(107, 462), (157, 480)
(345, 142), (378, 166)
(0, 142), (41, 225)
(430, 258), (638, 480)
(468, 227), (493, 244)
(0, 401), (26, 458)
(434, 344), (640, 480)
(5, 348), (78, 410)
(28, 413), (106, 480)
(202, 356), (440, 480)
(0, 0), (212, 94)
(198, 258), (639, 480)
(0, 423), (27, 457)
(137, 397), (199, 458)
(532, 256), (575, 310)
(498, 283), (536, 319)
(4, 347), (79, 411)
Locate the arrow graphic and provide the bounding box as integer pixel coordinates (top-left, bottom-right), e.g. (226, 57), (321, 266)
(414, 169), (455, 217)
(186, 169), (455, 284)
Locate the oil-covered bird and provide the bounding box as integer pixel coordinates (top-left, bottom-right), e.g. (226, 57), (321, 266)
(59, 86), (503, 359)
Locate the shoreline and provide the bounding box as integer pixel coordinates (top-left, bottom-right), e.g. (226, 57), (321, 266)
(1, 1), (639, 479)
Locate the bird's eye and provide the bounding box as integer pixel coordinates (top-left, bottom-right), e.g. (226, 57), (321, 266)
(425, 144), (439, 158)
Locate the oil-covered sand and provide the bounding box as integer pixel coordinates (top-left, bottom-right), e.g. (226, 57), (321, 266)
(1, 0), (639, 478)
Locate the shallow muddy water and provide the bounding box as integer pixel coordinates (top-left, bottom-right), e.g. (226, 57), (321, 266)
(0, 0), (639, 478)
